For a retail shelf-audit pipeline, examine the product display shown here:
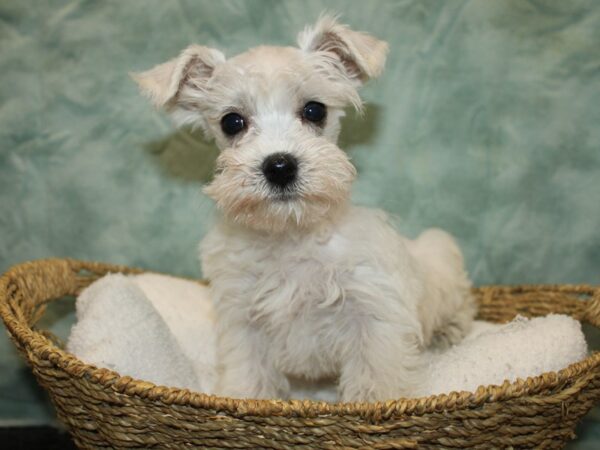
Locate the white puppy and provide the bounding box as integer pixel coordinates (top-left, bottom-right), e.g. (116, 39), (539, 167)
(134, 16), (475, 402)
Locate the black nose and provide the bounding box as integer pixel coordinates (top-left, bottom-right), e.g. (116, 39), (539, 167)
(262, 153), (298, 188)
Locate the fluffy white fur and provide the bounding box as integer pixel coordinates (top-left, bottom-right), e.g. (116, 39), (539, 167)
(133, 16), (476, 401)
(67, 274), (588, 401)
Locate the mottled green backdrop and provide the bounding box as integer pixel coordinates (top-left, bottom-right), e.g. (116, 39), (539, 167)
(1, 0), (599, 445)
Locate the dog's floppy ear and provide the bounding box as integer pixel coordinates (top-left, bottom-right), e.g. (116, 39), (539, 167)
(131, 45), (225, 108)
(297, 15), (388, 83)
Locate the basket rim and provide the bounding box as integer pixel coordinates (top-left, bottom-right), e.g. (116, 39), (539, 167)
(1, 258), (599, 421)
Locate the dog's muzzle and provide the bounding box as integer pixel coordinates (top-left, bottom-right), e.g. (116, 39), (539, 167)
(262, 153), (298, 189)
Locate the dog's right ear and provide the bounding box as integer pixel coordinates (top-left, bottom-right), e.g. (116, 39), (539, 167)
(131, 45), (225, 109)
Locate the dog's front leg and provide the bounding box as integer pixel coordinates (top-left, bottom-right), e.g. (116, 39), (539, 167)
(214, 319), (289, 399)
(338, 311), (424, 402)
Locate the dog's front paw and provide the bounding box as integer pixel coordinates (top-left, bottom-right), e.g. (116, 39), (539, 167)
(338, 360), (425, 402)
(214, 380), (270, 400)
(214, 370), (290, 400)
(338, 330), (426, 402)
(214, 383), (258, 400)
(339, 379), (418, 403)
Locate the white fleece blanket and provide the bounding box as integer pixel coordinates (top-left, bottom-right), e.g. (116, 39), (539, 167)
(66, 273), (588, 400)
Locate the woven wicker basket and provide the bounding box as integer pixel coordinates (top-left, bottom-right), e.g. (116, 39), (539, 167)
(1, 258), (599, 449)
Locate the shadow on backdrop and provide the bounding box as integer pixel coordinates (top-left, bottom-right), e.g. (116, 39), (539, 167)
(339, 103), (381, 170)
(144, 129), (219, 184)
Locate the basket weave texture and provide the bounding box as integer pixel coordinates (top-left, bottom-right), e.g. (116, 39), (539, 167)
(1, 258), (599, 449)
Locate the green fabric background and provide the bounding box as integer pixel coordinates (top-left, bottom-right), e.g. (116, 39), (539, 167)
(1, 0), (599, 445)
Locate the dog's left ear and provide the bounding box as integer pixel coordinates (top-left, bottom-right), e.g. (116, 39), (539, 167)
(297, 15), (388, 84)
(131, 45), (225, 109)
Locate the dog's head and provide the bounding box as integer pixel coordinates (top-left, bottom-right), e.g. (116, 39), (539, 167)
(134, 15), (387, 232)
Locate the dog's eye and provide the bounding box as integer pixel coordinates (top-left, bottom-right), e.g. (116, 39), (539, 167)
(220, 113), (246, 136)
(302, 101), (326, 123)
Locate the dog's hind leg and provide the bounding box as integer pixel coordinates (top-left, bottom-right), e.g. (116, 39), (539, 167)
(409, 228), (476, 350)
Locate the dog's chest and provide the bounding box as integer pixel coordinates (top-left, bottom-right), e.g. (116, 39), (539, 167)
(256, 259), (348, 377)
(201, 211), (412, 376)
(249, 232), (351, 322)
(204, 224), (356, 376)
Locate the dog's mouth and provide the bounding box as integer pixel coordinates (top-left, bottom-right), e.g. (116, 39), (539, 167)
(270, 188), (299, 202)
